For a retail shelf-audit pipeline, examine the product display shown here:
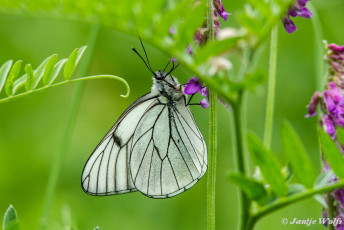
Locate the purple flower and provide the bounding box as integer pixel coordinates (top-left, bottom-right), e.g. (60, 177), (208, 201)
(282, 16), (297, 33)
(194, 28), (208, 45)
(297, 0), (309, 6)
(334, 188), (344, 209)
(329, 82), (342, 103)
(187, 45), (193, 55)
(199, 87), (209, 97)
(282, 0), (312, 33)
(324, 90), (337, 114)
(322, 114), (336, 138)
(184, 77), (209, 109)
(170, 57), (177, 62)
(200, 87), (210, 109)
(309, 42), (344, 229)
(336, 215), (344, 230)
(329, 44), (344, 53)
(169, 26), (176, 35)
(200, 98), (210, 109)
(184, 77), (203, 95)
(306, 91), (320, 117)
(297, 6), (312, 18)
(214, 0), (230, 21)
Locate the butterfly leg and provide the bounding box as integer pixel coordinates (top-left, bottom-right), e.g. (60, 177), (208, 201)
(186, 94), (195, 106)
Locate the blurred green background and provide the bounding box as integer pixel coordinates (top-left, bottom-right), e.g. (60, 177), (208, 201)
(0, 0), (343, 229)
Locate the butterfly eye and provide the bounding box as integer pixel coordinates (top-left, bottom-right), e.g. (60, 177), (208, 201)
(155, 71), (165, 80)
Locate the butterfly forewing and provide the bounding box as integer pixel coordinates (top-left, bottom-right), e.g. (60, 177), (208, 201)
(130, 97), (207, 198)
(81, 92), (159, 195)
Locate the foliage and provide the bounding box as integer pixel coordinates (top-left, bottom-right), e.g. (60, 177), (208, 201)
(0, 46), (130, 103)
(0, 0), (343, 230)
(0, 0), (294, 104)
(2, 205), (19, 230)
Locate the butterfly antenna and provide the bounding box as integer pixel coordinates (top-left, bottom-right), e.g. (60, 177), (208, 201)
(166, 63), (180, 77)
(138, 36), (155, 74)
(162, 60), (171, 73)
(132, 47), (156, 76)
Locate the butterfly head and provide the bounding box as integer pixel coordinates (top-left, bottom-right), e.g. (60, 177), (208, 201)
(152, 71), (184, 101)
(131, 38), (183, 101)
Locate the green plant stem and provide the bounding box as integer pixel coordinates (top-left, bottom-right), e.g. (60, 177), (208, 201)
(263, 25), (278, 148)
(207, 89), (218, 230)
(206, 0), (215, 41)
(308, 3), (325, 91)
(39, 22), (100, 229)
(327, 193), (335, 230)
(206, 0), (217, 230)
(245, 179), (344, 229)
(232, 92), (250, 230)
(0, 74), (129, 104)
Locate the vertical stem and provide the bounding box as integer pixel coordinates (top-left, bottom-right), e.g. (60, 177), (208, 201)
(206, 0), (216, 230)
(206, 0), (215, 41)
(263, 25), (278, 148)
(327, 193), (335, 230)
(207, 89), (218, 230)
(232, 92), (250, 230)
(39, 22), (99, 229)
(308, 3), (325, 91)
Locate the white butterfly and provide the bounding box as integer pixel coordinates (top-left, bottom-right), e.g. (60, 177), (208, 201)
(81, 43), (207, 198)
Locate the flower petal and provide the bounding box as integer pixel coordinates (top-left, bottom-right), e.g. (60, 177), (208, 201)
(282, 17), (297, 33)
(199, 87), (209, 97)
(329, 43), (344, 53)
(322, 114), (336, 138)
(305, 91), (320, 117)
(184, 77), (202, 95)
(324, 90), (337, 114)
(297, 6), (312, 18)
(328, 82), (341, 103)
(200, 98), (210, 109)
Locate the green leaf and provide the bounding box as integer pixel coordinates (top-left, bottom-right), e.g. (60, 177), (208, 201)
(5, 60), (22, 96)
(75, 46), (87, 67)
(314, 169), (334, 187)
(194, 37), (241, 64)
(47, 59), (68, 85)
(0, 60), (13, 93)
(237, 0), (294, 46)
(63, 48), (79, 80)
(314, 194), (328, 208)
(281, 164), (293, 183)
(42, 54), (58, 85)
(280, 121), (316, 187)
(2, 205), (19, 230)
(24, 64), (34, 91)
(243, 68), (267, 90)
(288, 184), (306, 196)
(63, 46), (87, 80)
(228, 173), (268, 205)
(32, 55), (56, 90)
(12, 55), (52, 93)
(336, 128), (344, 146)
(247, 132), (288, 196)
(93, 226), (99, 230)
(319, 130), (344, 178)
(0, 47), (129, 104)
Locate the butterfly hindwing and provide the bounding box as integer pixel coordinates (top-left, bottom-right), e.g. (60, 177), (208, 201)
(81, 92), (159, 196)
(130, 97), (207, 198)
